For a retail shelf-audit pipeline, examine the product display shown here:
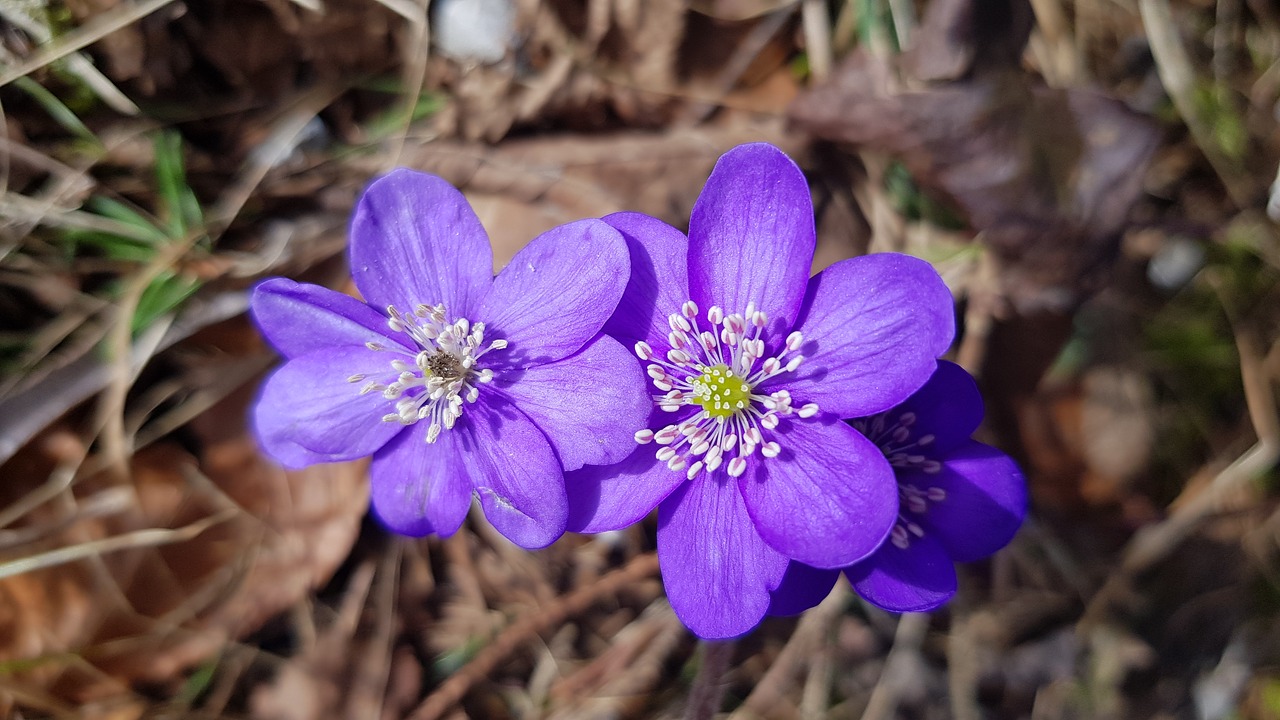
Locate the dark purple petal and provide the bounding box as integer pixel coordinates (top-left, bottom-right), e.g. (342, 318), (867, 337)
(369, 422), (473, 537)
(844, 532), (957, 613)
(349, 169), (494, 318)
(861, 360), (983, 456)
(767, 562), (841, 617)
(600, 211), (690, 350)
(739, 416), (897, 568)
(479, 219), (630, 369)
(467, 396), (568, 549)
(251, 278), (408, 359)
(907, 440), (1026, 563)
(687, 143), (814, 334)
(494, 335), (650, 471)
(658, 477), (789, 639)
(253, 348), (402, 467)
(777, 253), (955, 419)
(564, 444), (684, 533)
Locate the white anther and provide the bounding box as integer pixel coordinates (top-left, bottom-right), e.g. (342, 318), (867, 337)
(761, 441), (780, 458)
(635, 341), (654, 360)
(657, 447), (677, 462)
(727, 457), (747, 477)
(634, 429), (655, 444)
(686, 461), (704, 480)
(682, 300), (699, 318)
(707, 306), (724, 324)
(784, 356), (804, 372)
(797, 403), (819, 418)
(785, 331), (803, 351)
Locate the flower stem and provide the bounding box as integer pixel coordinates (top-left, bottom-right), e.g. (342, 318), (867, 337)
(684, 638), (736, 720)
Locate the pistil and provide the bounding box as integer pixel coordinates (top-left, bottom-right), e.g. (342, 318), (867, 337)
(350, 302), (507, 443)
(632, 300), (819, 479)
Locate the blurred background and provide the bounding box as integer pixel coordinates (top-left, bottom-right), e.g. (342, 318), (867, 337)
(0, 0), (1278, 717)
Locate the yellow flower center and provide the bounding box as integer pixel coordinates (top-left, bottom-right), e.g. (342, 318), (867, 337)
(691, 364), (752, 419)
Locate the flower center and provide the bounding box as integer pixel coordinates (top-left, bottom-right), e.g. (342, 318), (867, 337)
(631, 299), (819, 480)
(348, 303), (507, 444)
(691, 365), (751, 418)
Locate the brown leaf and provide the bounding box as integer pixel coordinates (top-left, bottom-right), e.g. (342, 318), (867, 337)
(0, 376), (367, 703)
(789, 0), (1160, 313)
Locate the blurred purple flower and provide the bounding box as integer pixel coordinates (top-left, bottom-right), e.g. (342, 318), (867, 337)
(564, 143), (956, 638)
(768, 361), (1028, 615)
(250, 169), (650, 549)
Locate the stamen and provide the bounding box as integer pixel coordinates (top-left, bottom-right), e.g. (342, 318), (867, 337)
(363, 303), (508, 444)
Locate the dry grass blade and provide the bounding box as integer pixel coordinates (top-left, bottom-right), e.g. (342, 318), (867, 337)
(407, 552), (661, 720)
(0, 509), (235, 581)
(0, 0), (178, 88)
(1140, 0), (1253, 206)
(860, 613), (930, 720)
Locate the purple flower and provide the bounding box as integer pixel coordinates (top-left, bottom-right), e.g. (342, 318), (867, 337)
(768, 361), (1028, 615)
(249, 169), (651, 549)
(563, 143), (956, 638)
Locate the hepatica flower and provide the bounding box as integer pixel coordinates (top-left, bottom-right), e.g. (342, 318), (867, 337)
(250, 169), (649, 549)
(768, 361), (1028, 615)
(564, 143), (956, 638)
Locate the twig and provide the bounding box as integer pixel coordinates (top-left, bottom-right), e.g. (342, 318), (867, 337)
(860, 613), (929, 720)
(406, 552), (661, 720)
(1139, 0), (1253, 207)
(801, 0), (833, 82)
(731, 584), (848, 720)
(685, 639), (737, 720)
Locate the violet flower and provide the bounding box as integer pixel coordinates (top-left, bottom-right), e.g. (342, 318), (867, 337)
(768, 361), (1028, 616)
(250, 169), (650, 549)
(564, 143), (956, 638)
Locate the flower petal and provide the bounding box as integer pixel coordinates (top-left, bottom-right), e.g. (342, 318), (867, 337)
(480, 219), (630, 369)
(779, 253), (955, 419)
(687, 143), (814, 333)
(467, 396), (568, 549)
(600, 211), (690, 349)
(861, 360), (984, 456)
(658, 477), (790, 639)
(493, 335), (650, 471)
(253, 348), (403, 467)
(767, 562), (840, 617)
(739, 415), (896, 568)
(349, 169), (494, 317)
(564, 444), (684, 533)
(369, 422), (473, 537)
(844, 532), (957, 613)
(251, 278), (407, 359)
(908, 440), (1026, 563)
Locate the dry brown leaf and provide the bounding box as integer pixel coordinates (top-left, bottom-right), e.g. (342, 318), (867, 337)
(0, 376), (367, 704)
(789, 0), (1160, 314)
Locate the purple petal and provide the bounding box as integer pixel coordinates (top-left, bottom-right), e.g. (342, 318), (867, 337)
(687, 143), (814, 334)
(778, 253), (955, 419)
(349, 169), (494, 318)
(861, 360), (983, 456)
(479, 220), (630, 369)
(564, 444), (684, 533)
(907, 440), (1026, 563)
(600, 211), (690, 349)
(844, 532), (957, 613)
(767, 562), (840, 617)
(493, 335), (650, 471)
(658, 477), (790, 639)
(739, 416), (897, 568)
(369, 422), (473, 538)
(467, 397), (568, 549)
(251, 278), (408, 359)
(253, 348), (403, 467)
